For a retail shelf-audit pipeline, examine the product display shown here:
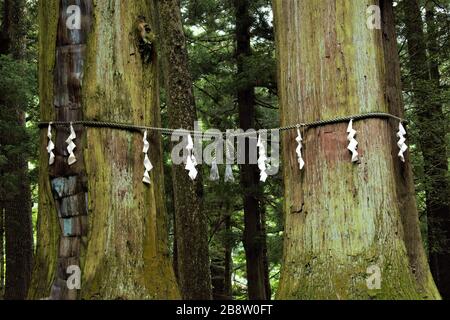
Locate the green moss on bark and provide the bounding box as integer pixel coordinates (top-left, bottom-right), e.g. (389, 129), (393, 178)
(273, 0), (440, 300)
(31, 0), (179, 300)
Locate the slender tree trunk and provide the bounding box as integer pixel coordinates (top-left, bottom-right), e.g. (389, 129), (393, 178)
(224, 214), (233, 299)
(0, 208), (4, 298)
(30, 0), (179, 300)
(403, 0), (450, 299)
(381, 0), (440, 298)
(211, 211), (233, 300)
(0, 0), (34, 300)
(156, 0), (212, 300)
(234, 0), (270, 301)
(273, 0), (440, 299)
(261, 209), (271, 299)
(0, 2), (7, 297)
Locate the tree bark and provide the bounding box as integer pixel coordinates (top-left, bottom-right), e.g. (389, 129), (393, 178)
(380, 0), (440, 298)
(0, 0), (34, 301)
(30, 0), (179, 300)
(273, 0), (440, 299)
(211, 212), (233, 300)
(234, 0), (270, 301)
(0, 208), (4, 298)
(403, 0), (450, 299)
(156, 0), (212, 300)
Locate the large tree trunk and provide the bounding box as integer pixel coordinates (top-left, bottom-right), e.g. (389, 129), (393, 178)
(234, 0), (270, 301)
(403, 0), (450, 299)
(30, 0), (179, 300)
(156, 0), (212, 300)
(273, 0), (440, 299)
(0, 0), (34, 301)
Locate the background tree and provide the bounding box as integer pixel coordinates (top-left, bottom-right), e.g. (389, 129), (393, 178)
(400, 0), (450, 299)
(234, 0), (270, 300)
(273, 0), (440, 299)
(156, 0), (212, 300)
(0, 0), (34, 300)
(181, 0), (281, 299)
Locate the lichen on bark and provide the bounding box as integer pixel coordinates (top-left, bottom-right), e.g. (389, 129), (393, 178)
(31, 0), (179, 300)
(273, 0), (440, 300)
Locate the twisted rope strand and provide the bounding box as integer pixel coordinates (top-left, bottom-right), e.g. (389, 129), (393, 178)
(38, 112), (407, 139)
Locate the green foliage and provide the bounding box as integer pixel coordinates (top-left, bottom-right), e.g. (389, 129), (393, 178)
(395, 0), (450, 252)
(179, 0), (283, 299)
(0, 54), (38, 198)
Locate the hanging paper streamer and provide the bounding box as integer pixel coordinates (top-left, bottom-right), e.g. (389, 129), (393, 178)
(346, 120), (359, 163)
(257, 133), (268, 182)
(210, 159), (220, 181)
(47, 123), (55, 166)
(142, 130), (154, 184)
(185, 134), (198, 180)
(224, 139), (234, 182)
(296, 128), (305, 170)
(66, 123), (77, 166)
(224, 164), (234, 182)
(397, 123), (408, 162)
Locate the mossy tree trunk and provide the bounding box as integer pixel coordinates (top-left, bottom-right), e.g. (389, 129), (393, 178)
(30, 0), (179, 300)
(156, 0), (212, 300)
(273, 0), (440, 299)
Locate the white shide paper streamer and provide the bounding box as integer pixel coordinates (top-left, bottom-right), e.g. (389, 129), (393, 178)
(397, 123), (408, 162)
(66, 123), (77, 166)
(224, 139), (234, 182)
(296, 128), (305, 170)
(185, 134), (198, 180)
(142, 130), (154, 184)
(257, 134), (268, 182)
(210, 159), (220, 181)
(224, 164), (234, 182)
(47, 123), (55, 166)
(346, 120), (359, 163)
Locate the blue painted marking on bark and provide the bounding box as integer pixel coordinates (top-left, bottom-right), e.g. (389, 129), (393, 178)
(52, 176), (78, 198)
(63, 219), (73, 237)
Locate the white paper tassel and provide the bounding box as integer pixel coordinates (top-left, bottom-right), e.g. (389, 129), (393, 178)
(47, 123), (55, 165)
(66, 123), (77, 166)
(224, 139), (234, 182)
(224, 164), (234, 182)
(142, 131), (154, 184)
(296, 128), (305, 170)
(210, 160), (220, 181)
(346, 120), (359, 163)
(257, 134), (268, 182)
(185, 134), (198, 180)
(397, 122), (408, 162)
